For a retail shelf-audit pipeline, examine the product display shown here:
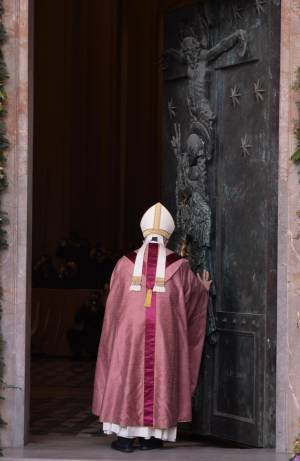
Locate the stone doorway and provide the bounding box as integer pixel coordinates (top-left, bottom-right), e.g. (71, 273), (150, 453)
(1, 0), (300, 456)
(29, 0), (279, 447)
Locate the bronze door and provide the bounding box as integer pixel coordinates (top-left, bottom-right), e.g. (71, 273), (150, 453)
(162, 0), (280, 447)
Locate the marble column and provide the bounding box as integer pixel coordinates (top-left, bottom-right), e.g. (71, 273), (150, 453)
(0, 0), (31, 448)
(276, 0), (300, 453)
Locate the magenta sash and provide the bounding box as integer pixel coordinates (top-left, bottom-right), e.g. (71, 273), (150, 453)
(143, 243), (158, 426)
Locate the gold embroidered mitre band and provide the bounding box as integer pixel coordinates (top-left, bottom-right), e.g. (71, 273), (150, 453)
(142, 228), (171, 239)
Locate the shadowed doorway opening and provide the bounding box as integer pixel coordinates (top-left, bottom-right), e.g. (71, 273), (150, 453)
(31, 0), (163, 438)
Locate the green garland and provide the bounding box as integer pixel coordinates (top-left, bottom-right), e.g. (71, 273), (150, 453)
(292, 68), (300, 164)
(290, 419), (300, 461)
(0, 0), (9, 454)
(291, 69), (300, 241)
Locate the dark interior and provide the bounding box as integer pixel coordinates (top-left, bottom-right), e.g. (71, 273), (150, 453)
(31, 0), (167, 436)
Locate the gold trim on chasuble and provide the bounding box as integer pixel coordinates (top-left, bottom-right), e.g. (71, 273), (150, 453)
(144, 288), (152, 308)
(154, 277), (164, 287)
(131, 275), (142, 285)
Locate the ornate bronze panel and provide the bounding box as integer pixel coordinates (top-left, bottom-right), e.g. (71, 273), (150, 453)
(162, 0), (280, 447)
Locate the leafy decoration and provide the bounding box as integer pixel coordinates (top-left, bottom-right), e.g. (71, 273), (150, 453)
(292, 68), (300, 164)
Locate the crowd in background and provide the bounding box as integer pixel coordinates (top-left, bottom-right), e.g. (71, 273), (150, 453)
(32, 232), (123, 289)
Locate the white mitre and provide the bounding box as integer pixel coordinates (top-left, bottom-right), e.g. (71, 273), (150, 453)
(130, 203), (175, 296)
(140, 202), (175, 240)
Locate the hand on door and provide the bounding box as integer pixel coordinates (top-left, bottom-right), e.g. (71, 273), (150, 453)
(197, 270), (212, 292)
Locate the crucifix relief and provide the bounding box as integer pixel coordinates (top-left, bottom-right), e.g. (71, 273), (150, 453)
(164, 26), (247, 273)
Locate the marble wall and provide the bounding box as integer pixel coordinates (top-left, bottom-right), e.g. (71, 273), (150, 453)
(276, 0), (300, 453)
(0, 0), (31, 448)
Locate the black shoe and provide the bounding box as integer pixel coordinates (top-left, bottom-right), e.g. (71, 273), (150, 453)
(111, 436), (135, 453)
(138, 436), (163, 450)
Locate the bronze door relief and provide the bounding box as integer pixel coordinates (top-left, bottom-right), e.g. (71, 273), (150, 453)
(162, 0), (280, 447)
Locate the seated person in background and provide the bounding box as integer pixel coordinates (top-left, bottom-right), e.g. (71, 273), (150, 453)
(32, 254), (58, 288)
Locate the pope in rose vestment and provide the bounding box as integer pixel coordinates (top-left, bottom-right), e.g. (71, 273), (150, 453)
(92, 203), (209, 451)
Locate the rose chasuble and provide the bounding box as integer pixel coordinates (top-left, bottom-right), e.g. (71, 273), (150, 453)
(92, 203), (209, 441)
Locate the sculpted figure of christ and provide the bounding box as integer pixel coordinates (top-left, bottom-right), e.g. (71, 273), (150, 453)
(166, 23), (247, 344)
(165, 29), (247, 120)
(167, 26), (247, 270)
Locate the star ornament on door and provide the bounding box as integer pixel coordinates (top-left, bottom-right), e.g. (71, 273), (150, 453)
(240, 134), (252, 157)
(168, 98), (176, 120)
(254, 79), (265, 102)
(255, 0), (266, 16)
(229, 85), (242, 108)
(231, 4), (243, 24)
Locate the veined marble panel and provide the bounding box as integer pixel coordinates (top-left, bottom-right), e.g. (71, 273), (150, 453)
(277, 0), (300, 453)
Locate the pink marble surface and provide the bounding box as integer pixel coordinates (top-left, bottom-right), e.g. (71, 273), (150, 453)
(0, 0), (31, 448)
(277, 0), (300, 453)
